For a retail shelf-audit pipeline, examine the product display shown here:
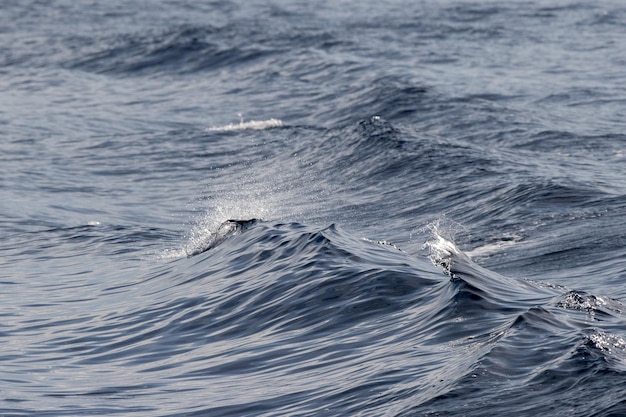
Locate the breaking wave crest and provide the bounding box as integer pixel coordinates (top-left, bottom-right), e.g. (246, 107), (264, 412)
(207, 117), (284, 132)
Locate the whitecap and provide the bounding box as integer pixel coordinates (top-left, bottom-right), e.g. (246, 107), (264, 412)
(207, 117), (283, 132)
(421, 218), (464, 275)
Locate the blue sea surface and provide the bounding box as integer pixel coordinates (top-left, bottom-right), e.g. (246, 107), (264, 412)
(1, 1), (626, 415)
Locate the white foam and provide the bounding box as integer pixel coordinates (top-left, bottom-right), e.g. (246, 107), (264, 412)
(589, 331), (626, 353)
(207, 118), (283, 132)
(421, 218), (464, 273)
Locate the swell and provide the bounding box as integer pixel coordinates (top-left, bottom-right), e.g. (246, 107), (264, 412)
(66, 20), (347, 77)
(68, 25), (276, 76)
(5, 215), (626, 416)
(171, 219), (626, 415)
(174, 221), (442, 338)
(284, 114), (623, 262)
(17, 220), (453, 415)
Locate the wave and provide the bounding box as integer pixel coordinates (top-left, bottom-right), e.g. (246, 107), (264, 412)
(164, 218), (626, 415)
(410, 220), (626, 415)
(6, 213), (626, 416)
(68, 24), (280, 76)
(310, 76), (430, 125)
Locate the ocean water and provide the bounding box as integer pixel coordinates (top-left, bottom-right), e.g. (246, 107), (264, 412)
(1, 0), (626, 415)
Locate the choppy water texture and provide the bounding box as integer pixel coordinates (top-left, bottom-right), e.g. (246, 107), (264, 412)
(1, 1), (626, 416)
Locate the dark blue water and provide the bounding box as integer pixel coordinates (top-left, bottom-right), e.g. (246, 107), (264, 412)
(2, 1), (626, 415)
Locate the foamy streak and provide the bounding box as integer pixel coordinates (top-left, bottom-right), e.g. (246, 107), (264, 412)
(465, 234), (521, 258)
(207, 118), (283, 132)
